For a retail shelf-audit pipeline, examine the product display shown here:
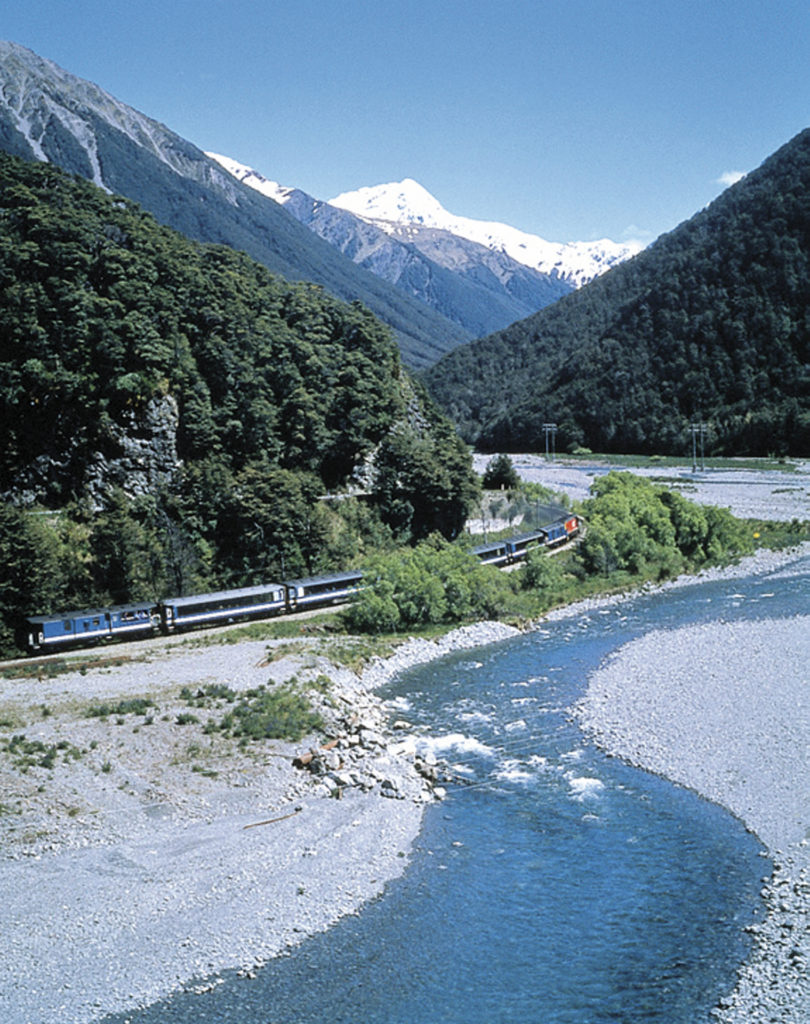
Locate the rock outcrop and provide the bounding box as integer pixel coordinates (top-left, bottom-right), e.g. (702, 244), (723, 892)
(84, 392), (181, 506)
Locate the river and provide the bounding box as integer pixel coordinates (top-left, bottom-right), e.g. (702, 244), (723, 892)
(102, 555), (808, 1023)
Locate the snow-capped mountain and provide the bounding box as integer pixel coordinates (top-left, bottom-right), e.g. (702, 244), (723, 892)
(208, 154), (575, 338)
(330, 178), (642, 288)
(206, 152), (293, 205)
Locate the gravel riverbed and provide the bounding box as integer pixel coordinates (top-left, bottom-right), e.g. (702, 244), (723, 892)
(575, 548), (810, 1023)
(473, 453), (810, 522)
(0, 622), (517, 1024)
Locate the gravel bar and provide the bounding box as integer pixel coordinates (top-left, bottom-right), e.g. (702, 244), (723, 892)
(575, 548), (810, 1023)
(0, 621), (519, 1024)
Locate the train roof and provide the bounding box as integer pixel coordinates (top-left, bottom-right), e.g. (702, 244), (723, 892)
(283, 570), (364, 587)
(533, 503), (570, 524)
(25, 600), (158, 625)
(26, 608), (107, 625)
(162, 582), (285, 609)
(508, 528), (550, 544)
(471, 540), (509, 552)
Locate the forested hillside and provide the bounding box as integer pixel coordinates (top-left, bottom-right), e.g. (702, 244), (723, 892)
(423, 130), (810, 456)
(0, 41), (470, 369)
(0, 153), (477, 649)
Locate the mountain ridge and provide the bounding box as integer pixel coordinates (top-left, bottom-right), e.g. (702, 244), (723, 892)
(329, 177), (642, 288)
(422, 129), (810, 456)
(0, 40), (469, 368)
(208, 153), (576, 338)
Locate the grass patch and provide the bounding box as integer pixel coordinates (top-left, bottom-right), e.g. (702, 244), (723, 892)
(85, 697), (156, 719)
(0, 659), (74, 680)
(178, 612), (344, 648)
(2, 734), (84, 771)
(744, 518), (810, 550)
(180, 684), (237, 707)
(212, 683), (322, 743)
(564, 453), (801, 473)
(0, 652), (143, 681)
(260, 628), (446, 674)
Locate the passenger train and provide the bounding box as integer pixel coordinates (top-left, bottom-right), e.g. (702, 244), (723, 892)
(24, 515), (579, 654)
(472, 514), (578, 566)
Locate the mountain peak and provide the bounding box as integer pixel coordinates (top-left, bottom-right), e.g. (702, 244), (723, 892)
(330, 178), (450, 227)
(329, 179), (641, 287)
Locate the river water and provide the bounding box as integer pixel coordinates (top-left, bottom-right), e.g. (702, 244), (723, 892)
(107, 559), (808, 1024)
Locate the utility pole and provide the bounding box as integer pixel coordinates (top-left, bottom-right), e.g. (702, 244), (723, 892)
(690, 422), (707, 472)
(543, 423), (558, 462)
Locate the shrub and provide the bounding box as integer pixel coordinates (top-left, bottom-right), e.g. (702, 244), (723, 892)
(577, 471), (754, 579)
(521, 547), (564, 606)
(85, 697), (155, 719)
(217, 683), (321, 742)
(345, 536), (515, 633)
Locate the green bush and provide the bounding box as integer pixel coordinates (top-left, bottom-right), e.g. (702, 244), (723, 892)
(345, 535), (514, 633)
(521, 547), (564, 605)
(217, 683), (321, 742)
(576, 471), (753, 579)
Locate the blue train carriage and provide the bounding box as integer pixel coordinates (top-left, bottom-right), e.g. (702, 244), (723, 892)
(161, 582), (286, 633)
(283, 570), (364, 612)
(471, 540), (511, 567)
(505, 530), (549, 562)
(26, 602), (159, 652)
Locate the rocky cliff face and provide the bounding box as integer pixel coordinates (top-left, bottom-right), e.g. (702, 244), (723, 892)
(4, 393), (181, 509)
(0, 41), (239, 198)
(84, 393), (181, 507)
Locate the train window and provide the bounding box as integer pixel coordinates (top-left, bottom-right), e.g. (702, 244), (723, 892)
(63, 621), (72, 630)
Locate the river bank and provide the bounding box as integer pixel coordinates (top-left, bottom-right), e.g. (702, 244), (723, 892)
(0, 613), (519, 1024)
(575, 550), (810, 1023)
(0, 641), (426, 1024)
(1, 540), (807, 1022)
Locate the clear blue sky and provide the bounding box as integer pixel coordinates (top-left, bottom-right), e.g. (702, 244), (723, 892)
(5, 0), (810, 245)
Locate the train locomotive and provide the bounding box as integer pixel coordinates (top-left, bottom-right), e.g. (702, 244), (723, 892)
(472, 513), (579, 566)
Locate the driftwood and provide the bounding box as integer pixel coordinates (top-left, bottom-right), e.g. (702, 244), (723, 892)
(243, 807), (302, 830)
(292, 737), (339, 769)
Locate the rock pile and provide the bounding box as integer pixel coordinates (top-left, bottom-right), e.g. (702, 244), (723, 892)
(293, 679), (442, 805)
